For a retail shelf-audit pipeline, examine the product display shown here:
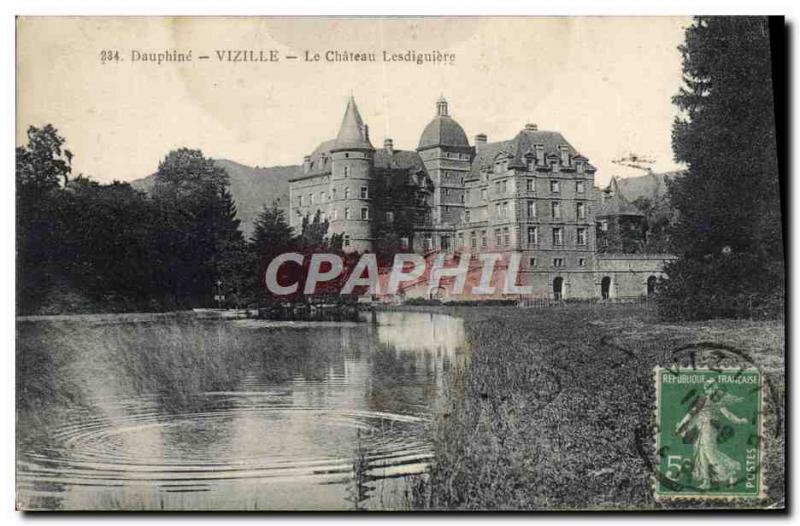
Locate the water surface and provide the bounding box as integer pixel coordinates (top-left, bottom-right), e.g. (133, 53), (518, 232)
(16, 311), (465, 510)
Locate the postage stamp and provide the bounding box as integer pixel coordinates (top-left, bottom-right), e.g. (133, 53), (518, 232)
(654, 367), (765, 500)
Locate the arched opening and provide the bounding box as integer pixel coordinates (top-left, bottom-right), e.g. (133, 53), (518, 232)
(647, 275), (657, 296)
(553, 277), (564, 300)
(601, 277), (611, 300)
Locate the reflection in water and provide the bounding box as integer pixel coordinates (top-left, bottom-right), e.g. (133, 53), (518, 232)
(16, 311), (465, 510)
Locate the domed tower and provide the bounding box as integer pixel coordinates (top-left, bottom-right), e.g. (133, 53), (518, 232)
(417, 96), (473, 251)
(330, 96), (375, 252)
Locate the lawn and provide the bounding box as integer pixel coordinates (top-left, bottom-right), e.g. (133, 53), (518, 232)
(411, 304), (785, 510)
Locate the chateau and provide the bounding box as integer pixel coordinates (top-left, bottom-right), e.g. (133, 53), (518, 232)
(289, 96), (673, 300)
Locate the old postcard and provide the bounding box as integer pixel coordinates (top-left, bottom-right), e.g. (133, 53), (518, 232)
(15, 16), (785, 511)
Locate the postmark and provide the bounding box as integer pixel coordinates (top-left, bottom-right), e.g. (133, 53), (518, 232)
(654, 367), (765, 500)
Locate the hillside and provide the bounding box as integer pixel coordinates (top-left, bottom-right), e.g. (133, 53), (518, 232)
(131, 159), (300, 238)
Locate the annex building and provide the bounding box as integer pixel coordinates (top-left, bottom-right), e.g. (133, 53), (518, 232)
(288, 96), (674, 300)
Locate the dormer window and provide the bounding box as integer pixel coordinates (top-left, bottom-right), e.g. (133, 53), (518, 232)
(559, 146), (570, 166)
(535, 145), (545, 166)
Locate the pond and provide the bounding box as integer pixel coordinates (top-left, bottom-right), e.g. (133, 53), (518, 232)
(16, 311), (466, 510)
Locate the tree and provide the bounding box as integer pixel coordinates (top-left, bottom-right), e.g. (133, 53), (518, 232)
(297, 210), (330, 248)
(16, 125), (74, 313)
(251, 202), (295, 257)
(660, 17), (784, 320)
(151, 149), (244, 306)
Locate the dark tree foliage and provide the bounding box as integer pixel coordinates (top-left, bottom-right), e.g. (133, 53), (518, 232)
(16, 126), (73, 312)
(251, 202), (295, 257)
(659, 17), (784, 320)
(297, 210), (330, 249)
(16, 130), (258, 314)
(151, 148), (245, 306)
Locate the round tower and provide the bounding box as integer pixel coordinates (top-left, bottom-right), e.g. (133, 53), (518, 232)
(330, 96), (375, 253)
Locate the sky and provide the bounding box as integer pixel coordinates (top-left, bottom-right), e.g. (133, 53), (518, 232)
(17, 17), (691, 186)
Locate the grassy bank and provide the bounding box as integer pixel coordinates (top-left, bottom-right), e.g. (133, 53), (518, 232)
(411, 305), (785, 510)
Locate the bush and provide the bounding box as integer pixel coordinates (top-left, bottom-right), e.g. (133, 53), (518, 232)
(657, 253), (784, 321)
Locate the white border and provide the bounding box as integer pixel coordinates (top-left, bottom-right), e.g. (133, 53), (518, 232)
(3, 2), (797, 525)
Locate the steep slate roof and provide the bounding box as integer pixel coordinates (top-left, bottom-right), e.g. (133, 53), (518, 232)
(333, 96), (374, 151)
(374, 149), (427, 173)
(596, 177), (645, 217)
(418, 116), (470, 150)
(467, 129), (594, 180)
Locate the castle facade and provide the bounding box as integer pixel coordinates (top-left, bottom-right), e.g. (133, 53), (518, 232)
(289, 96), (673, 300)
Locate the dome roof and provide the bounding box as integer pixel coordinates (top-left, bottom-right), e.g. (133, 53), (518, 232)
(418, 116), (470, 150)
(417, 96), (469, 150)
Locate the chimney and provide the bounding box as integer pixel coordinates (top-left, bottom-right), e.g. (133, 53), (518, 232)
(474, 133), (487, 151)
(303, 155), (312, 174)
(524, 123), (538, 132)
(384, 138), (394, 155)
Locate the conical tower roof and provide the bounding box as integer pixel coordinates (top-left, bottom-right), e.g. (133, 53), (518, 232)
(333, 96), (374, 150)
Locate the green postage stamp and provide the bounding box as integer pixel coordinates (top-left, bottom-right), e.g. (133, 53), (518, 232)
(654, 367), (765, 500)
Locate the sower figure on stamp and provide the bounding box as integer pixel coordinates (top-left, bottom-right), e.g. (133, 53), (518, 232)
(676, 379), (749, 490)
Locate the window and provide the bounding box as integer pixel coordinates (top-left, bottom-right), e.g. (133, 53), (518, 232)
(345, 207), (351, 220)
(576, 181), (585, 194)
(495, 181), (502, 194)
(551, 201), (561, 219)
(529, 257), (537, 267)
(501, 180), (508, 194)
(344, 235), (351, 247)
(361, 207), (369, 220)
(332, 188), (337, 200)
(577, 227), (587, 246)
(527, 200), (536, 218)
(425, 234), (433, 251)
(320, 212), (326, 222)
(386, 211), (394, 223)
(600, 220), (608, 231)
(552, 227), (563, 246)
(527, 226), (538, 245)
(503, 201), (510, 219)
(535, 145), (545, 165)
(298, 195), (303, 207)
(344, 187), (350, 199)
(526, 179), (535, 192)
(321, 191), (326, 202)
(494, 229), (502, 247)
(550, 180), (560, 194)
(495, 203), (502, 219)
(503, 227), (510, 246)
(553, 258), (564, 268)
(333, 209), (338, 221)
(465, 210), (471, 223)
(309, 193), (314, 205)
(578, 258), (586, 267)
(481, 188), (488, 201)
(480, 230), (487, 248)
(360, 186), (368, 199)
(576, 202), (586, 220)
(400, 237), (409, 250)
(343, 166), (350, 177)
(560, 146), (570, 166)
(470, 231), (477, 249)
(457, 232), (464, 249)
